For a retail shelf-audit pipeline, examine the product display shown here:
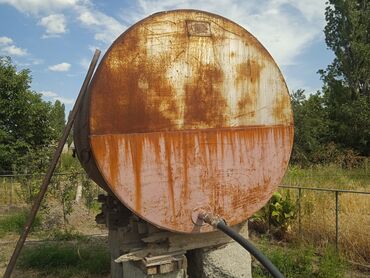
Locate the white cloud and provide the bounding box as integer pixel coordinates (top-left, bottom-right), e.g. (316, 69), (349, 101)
(272, 0), (326, 22)
(31, 58), (43, 65)
(48, 62), (71, 72)
(286, 77), (310, 92)
(0, 36), (28, 56)
(78, 9), (99, 25)
(132, 0), (325, 66)
(54, 96), (74, 104)
(40, 90), (74, 104)
(40, 90), (57, 97)
(0, 36), (13, 45)
(38, 14), (67, 37)
(1, 45), (28, 56)
(1, 0), (125, 44)
(88, 45), (98, 53)
(75, 6), (126, 43)
(79, 58), (89, 70)
(0, 0), (78, 15)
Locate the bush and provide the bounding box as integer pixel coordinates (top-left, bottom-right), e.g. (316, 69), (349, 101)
(250, 192), (297, 239)
(311, 143), (364, 169)
(49, 228), (86, 242)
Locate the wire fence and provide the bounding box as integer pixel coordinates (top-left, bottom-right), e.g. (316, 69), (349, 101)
(278, 185), (370, 263)
(0, 172), (100, 208)
(279, 185), (370, 250)
(1, 173), (369, 262)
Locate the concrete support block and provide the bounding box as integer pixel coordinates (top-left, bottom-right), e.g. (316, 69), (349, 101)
(188, 242), (252, 278)
(187, 222), (251, 278)
(100, 194), (251, 278)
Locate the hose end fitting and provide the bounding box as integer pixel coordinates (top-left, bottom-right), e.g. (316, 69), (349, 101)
(197, 210), (225, 228)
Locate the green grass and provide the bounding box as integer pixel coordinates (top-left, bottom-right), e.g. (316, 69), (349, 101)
(283, 164), (370, 190)
(49, 228), (87, 242)
(0, 210), (41, 237)
(252, 238), (347, 278)
(317, 246), (346, 278)
(18, 241), (110, 277)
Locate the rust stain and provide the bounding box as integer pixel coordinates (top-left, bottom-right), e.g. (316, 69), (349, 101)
(150, 134), (161, 166)
(90, 24), (182, 135)
(182, 133), (189, 200)
(272, 92), (292, 124)
(89, 10), (290, 137)
(107, 137), (119, 187)
(236, 60), (263, 84)
(184, 64), (228, 128)
(237, 97), (255, 114)
(90, 125), (294, 233)
(129, 136), (143, 212)
(164, 139), (176, 217)
(235, 60), (264, 122)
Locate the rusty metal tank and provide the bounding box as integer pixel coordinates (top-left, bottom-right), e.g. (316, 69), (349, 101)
(74, 10), (294, 234)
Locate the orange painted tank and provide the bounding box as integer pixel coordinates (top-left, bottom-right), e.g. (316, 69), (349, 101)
(74, 10), (294, 233)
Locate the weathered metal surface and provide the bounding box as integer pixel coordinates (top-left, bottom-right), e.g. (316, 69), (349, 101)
(78, 10), (294, 233)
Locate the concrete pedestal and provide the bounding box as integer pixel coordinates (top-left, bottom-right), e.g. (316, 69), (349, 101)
(187, 242), (252, 278)
(97, 194), (252, 278)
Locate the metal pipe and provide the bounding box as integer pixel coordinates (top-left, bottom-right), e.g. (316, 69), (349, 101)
(3, 49), (101, 278)
(0, 172), (85, 177)
(279, 185), (370, 195)
(9, 176), (13, 206)
(335, 191), (339, 252)
(298, 187), (302, 236)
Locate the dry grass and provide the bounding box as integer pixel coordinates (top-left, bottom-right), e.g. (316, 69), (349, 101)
(280, 165), (370, 265)
(0, 177), (24, 206)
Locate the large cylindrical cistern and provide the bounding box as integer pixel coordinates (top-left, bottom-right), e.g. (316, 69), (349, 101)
(73, 9), (294, 234)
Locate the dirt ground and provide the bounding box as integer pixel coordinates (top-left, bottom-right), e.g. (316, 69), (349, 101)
(0, 200), (108, 277)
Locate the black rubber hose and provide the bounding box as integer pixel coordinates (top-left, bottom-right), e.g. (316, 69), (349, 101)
(217, 221), (284, 278)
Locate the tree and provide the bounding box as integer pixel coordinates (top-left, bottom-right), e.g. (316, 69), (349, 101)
(50, 100), (65, 139)
(319, 0), (370, 155)
(290, 90), (328, 164)
(0, 56), (63, 173)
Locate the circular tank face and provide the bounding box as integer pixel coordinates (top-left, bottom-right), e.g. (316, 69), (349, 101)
(85, 10), (294, 233)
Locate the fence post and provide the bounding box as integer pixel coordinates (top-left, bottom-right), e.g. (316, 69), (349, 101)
(10, 176), (13, 206)
(335, 191), (339, 252)
(298, 187), (302, 236)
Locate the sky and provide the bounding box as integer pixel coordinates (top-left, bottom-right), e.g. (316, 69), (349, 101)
(0, 0), (334, 113)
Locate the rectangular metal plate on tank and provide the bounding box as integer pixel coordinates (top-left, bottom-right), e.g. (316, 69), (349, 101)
(186, 21), (212, 36)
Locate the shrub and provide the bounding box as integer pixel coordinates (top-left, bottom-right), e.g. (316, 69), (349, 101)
(49, 228), (86, 242)
(250, 192), (297, 239)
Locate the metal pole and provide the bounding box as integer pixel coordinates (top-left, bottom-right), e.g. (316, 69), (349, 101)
(9, 176), (13, 206)
(3, 49), (101, 278)
(298, 187), (302, 236)
(335, 191), (339, 252)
